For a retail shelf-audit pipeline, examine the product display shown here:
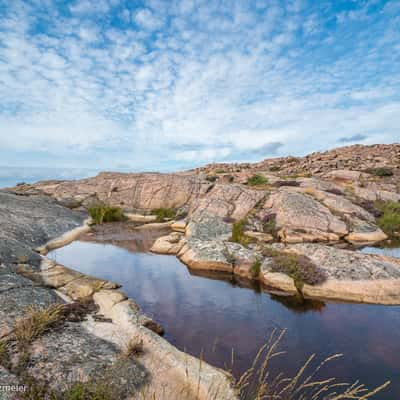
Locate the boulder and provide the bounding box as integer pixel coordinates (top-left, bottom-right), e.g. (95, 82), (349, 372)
(264, 190), (348, 242)
(150, 233), (186, 255)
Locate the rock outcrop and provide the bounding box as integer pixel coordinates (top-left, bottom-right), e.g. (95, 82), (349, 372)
(0, 192), (237, 400)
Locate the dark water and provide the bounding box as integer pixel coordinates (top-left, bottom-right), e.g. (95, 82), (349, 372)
(48, 241), (400, 399)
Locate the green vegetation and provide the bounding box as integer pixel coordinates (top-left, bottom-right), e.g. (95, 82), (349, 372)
(247, 173), (269, 186)
(262, 248), (326, 289)
(205, 174), (217, 182)
(88, 204), (123, 224)
(231, 219), (251, 246)
(269, 165), (281, 172)
(0, 340), (10, 368)
(151, 207), (177, 222)
(250, 260), (262, 279)
(366, 167), (394, 177)
(215, 168), (226, 174)
(375, 201), (400, 237)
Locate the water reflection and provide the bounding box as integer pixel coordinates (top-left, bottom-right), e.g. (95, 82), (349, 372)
(48, 241), (400, 399)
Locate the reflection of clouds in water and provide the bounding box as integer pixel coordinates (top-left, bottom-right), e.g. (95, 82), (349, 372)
(49, 241), (400, 397)
(361, 246), (400, 259)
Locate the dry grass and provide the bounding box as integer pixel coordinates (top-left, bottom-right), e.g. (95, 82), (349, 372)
(238, 329), (390, 400)
(122, 338), (144, 358)
(13, 304), (65, 347)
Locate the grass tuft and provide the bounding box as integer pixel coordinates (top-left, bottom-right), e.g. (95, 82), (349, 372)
(88, 204), (123, 224)
(13, 304), (65, 347)
(151, 208), (177, 222)
(247, 174), (269, 186)
(231, 220), (251, 246)
(250, 260), (262, 279)
(375, 201), (400, 237)
(122, 338), (144, 359)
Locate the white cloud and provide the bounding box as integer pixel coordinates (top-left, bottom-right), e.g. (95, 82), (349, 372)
(0, 0), (399, 171)
(134, 8), (163, 31)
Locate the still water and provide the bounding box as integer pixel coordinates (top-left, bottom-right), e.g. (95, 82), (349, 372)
(49, 241), (400, 399)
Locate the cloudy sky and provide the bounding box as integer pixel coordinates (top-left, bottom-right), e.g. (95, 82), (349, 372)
(0, 0), (399, 172)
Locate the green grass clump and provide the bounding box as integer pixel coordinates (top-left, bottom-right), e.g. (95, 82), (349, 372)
(231, 220), (250, 246)
(375, 201), (400, 237)
(250, 260), (262, 279)
(215, 168), (226, 174)
(247, 174), (269, 186)
(269, 165), (281, 172)
(151, 208), (177, 222)
(366, 167), (394, 177)
(89, 205), (123, 224)
(263, 248), (326, 289)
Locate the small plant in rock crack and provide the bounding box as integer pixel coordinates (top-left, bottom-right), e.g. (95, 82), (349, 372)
(123, 338), (144, 358)
(262, 213), (277, 236)
(88, 204), (124, 224)
(231, 220), (251, 246)
(13, 304), (65, 347)
(151, 208), (177, 222)
(250, 260), (262, 279)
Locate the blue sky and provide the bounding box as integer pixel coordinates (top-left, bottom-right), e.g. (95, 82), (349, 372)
(0, 0), (399, 172)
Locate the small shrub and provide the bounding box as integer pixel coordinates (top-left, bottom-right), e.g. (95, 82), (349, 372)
(286, 156), (300, 164)
(356, 199), (383, 218)
(375, 201), (400, 236)
(231, 220), (250, 246)
(273, 180), (300, 187)
(205, 174), (217, 182)
(215, 168), (226, 174)
(88, 205), (123, 224)
(151, 208), (177, 222)
(269, 165), (281, 172)
(262, 248), (327, 289)
(250, 260), (262, 279)
(247, 174), (268, 186)
(326, 187), (344, 196)
(366, 167), (394, 177)
(262, 213), (277, 236)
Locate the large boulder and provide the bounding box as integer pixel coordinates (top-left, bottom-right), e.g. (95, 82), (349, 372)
(0, 192), (85, 265)
(264, 190), (348, 243)
(18, 172), (209, 211)
(189, 184), (266, 220)
(284, 243), (400, 304)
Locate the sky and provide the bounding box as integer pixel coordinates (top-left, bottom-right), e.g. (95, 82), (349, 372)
(0, 0), (399, 173)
